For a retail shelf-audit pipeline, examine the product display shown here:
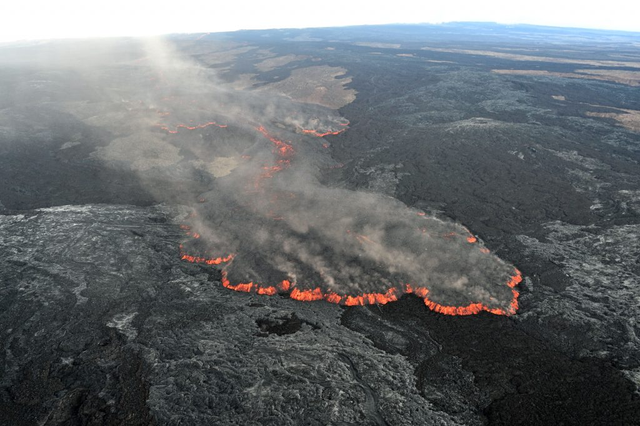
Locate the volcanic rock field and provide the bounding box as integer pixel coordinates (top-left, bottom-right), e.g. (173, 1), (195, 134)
(1, 23), (640, 425)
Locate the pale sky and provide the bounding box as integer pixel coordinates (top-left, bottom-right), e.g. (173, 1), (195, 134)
(1, 0), (639, 42)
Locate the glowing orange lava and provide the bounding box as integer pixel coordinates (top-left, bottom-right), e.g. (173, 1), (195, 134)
(257, 126), (294, 157)
(250, 126), (295, 191)
(179, 235), (522, 316)
(179, 244), (235, 265)
(176, 121), (522, 316)
(300, 128), (346, 137)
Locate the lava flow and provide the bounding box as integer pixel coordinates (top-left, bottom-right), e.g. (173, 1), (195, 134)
(300, 128), (346, 137)
(250, 126), (295, 191)
(175, 120), (522, 316)
(257, 125), (294, 157)
(179, 237), (521, 315)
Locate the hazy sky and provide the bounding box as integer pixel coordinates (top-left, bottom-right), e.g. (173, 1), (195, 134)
(1, 0), (639, 42)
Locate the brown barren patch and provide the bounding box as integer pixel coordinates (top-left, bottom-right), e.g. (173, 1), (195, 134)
(491, 69), (640, 87)
(198, 46), (258, 66)
(261, 65), (357, 109)
(255, 54), (308, 72)
(354, 42), (401, 49)
(93, 133), (182, 171)
(198, 156), (241, 177)
(574, 69), (640, 86)
(424, 47), (640, 68)
(587, 109), (640, 133)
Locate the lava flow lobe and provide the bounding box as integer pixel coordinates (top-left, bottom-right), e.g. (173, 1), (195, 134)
(175, 123), (522, 316)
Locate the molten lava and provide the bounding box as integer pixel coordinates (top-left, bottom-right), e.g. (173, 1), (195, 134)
(179, 245), (235, 265)
(300, 128), (346, 137)
(181, 236), (522, 315)
(249, 126), (295, 193)
(257, 126), (295, 157)
(179, 217), (522, 316)
(176, 121), (522, 317)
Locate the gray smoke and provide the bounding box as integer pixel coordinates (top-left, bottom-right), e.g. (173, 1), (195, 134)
(2, 36), (519, 312)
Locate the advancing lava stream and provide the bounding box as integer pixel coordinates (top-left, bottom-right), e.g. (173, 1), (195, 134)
(174, 124), (522, 315)
(120, 43), (522, 317)
(180, 241), (522, 315)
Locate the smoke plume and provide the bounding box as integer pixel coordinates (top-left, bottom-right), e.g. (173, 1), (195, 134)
(3, 36), (520, 314)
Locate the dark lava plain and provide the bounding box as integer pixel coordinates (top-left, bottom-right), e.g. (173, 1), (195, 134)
(2, 23), (640, 425)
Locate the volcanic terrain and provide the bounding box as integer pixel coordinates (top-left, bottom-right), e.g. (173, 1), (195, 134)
(1, 23), (640, 425)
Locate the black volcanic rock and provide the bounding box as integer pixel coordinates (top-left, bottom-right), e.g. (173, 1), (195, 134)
(0, 205), (457, 425)
(2, 23), (640, 425)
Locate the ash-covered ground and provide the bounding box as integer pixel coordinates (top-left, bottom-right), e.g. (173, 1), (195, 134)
(1, 23), (640, 425)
